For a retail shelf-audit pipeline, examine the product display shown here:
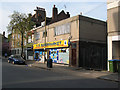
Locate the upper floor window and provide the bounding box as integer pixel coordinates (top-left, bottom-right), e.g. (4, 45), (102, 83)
(41, 21), (45, 27)
(43, 31), (47, 37)
(24, 31), (27, 36)
(15, 35), (17, 39)
(24, 39), (26, 46)
(17, 41), (20, 46)
(35, 32), (40, 40)
(54, 23), (70, 36)
(32, 34), (34, 42)
(12, 42), (14, 47)
(28, 36), (32, 43)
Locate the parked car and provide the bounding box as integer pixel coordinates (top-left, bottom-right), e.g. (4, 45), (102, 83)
(8, 55), (26, 65)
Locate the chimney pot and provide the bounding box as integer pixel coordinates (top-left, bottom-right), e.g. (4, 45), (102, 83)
(80, 12), (82, 15)
(3, 31), (5, 37)
(67, 12), (70, 17)
(54, 5), (55, 8)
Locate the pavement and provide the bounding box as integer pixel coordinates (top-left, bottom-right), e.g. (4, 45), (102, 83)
(25, 60), (120, 82)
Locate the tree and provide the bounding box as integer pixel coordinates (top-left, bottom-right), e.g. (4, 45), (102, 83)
(7, 11), (35, 57)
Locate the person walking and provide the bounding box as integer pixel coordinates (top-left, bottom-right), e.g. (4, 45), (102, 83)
(5, 53), (7, 58)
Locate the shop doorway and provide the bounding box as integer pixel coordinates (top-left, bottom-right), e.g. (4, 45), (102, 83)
(71, 49), (76, 66)
(112, 41), (120, 59)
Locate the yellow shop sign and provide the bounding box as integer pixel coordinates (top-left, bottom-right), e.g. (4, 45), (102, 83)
(33, 40), (69, 49)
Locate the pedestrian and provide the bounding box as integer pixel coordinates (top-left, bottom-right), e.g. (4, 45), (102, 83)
(5, 53), (7, 58)
(45, 57), (47, 62)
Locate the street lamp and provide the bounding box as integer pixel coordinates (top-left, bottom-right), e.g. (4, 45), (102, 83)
(44, 10), (47, 64)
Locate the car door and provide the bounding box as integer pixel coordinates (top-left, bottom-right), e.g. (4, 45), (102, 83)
(10, 56), (14, 62)
(9, 56), (12, 62)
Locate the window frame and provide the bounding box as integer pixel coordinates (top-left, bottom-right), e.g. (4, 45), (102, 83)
(42, 31), (47, 38)
(54, 23), (70, 36)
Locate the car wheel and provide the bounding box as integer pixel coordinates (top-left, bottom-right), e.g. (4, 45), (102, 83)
(8, 60), (10, 63)
(12, 61), (15, 64)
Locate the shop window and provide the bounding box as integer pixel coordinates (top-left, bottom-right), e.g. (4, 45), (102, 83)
(17, 49), (19, 54)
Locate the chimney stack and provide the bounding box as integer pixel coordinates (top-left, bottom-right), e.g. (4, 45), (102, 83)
(80, 12), (82, 15)
(52, 5), (58, 20)
(3, 31), (5, 37)
(67, 12), (70, 17)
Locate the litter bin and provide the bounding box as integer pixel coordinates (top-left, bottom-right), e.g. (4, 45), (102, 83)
(109, 60), (116, 73)
(109, 59), (120, 73)
(115, 59), (120, 73)
(47, 59), (52, 68)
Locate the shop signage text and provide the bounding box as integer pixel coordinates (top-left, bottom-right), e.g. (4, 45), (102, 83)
(33, 40), (69, 49)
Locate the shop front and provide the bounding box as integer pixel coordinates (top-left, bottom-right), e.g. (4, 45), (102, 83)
(49, 48), (69, 64)
(34, 49), (47, 62)
(33, 40), (69, 64)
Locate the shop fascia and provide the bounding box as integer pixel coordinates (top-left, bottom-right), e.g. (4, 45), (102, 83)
(33, 39), (70, 49)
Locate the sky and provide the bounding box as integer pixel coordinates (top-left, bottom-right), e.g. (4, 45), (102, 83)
(0, 0), (108, 37)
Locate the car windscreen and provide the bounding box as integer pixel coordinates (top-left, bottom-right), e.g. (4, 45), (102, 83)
(13, 56), (21, 58)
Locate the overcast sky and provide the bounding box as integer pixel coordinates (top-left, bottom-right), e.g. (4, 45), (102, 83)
(0, 0), (107, 37)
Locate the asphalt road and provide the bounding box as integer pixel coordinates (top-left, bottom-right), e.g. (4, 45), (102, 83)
(2, 58), (118, 88)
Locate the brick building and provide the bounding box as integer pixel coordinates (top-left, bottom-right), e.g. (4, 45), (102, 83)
(1, 32), (10, 56)
(33, 14), (107, 70)
(25, 5), (70, 60)
(31, 5), (70, 27)
(10, 30), (27, 55)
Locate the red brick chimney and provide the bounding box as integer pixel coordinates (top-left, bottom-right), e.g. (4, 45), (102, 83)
(52, 5), (58, 20)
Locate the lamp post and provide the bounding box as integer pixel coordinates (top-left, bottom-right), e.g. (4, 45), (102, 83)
(44, 10), (46, 64)
(33, 7), (46, 63)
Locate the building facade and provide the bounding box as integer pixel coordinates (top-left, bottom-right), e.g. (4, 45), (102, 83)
(33, 15), (107, 70)
(2, 32), (10, 56)
(11, 30), (27, 55)
(25, 30), (34, 60)
(107, 0), (120, 71)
